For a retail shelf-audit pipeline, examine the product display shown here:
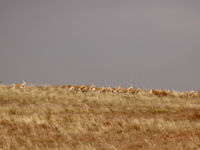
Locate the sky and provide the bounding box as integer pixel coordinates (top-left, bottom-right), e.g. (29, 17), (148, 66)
(0, 0), (200, 91)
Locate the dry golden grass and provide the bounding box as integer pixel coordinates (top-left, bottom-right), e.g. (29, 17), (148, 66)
(0, 85), (200, 150)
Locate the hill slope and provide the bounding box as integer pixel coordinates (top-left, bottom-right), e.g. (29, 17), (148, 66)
(0, 85), (200, 149)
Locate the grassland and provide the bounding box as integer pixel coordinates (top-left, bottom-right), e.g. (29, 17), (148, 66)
(0, 85), (200, 150)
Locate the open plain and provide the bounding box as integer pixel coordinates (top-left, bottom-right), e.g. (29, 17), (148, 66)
(0, 85), (200, 150)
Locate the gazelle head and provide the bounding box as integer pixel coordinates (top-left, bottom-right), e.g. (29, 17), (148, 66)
(90, 83), (97, 88)
(160, 88), (164, 91)
(22, 80), (27, 86)
(80, 84), (88, 90)
(107, 86), (112, 89)
(107, 86), (113, 92)
(128, 85), (134, 90)
(102, 85), (106, 89)
(117, 85), (122, 89)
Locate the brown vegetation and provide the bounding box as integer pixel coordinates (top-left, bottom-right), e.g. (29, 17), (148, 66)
(0, 84), (200, 149)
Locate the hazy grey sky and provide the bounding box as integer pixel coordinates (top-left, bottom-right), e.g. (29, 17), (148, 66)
(0, 0), (200, 90)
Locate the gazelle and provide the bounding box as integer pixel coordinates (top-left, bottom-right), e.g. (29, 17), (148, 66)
(126, 85), (135, 93)
(118, 85), (135, 94)
(118, 88), (129, 94)
(150, 89), (160, 96)
(68, 85), (81, 92)
(90, 83), (97, 88)
(129, 89), (138, 94)
(107, 86), (114, 93)
(127, 85), (134, 91)
(159, 88), (168, 96)
(89, 83), (97, 91)
(150, 89), (167, 96)
(98, 86), (107, 93)
(184, 88), (197, 98)
(79, 84), (89, 92)
(11, 80), (27, 89)
(91, 87), (101, 92)
(113, 85), (122, 93)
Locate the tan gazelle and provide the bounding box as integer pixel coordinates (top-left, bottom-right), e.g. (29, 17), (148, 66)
(79, 84), (89, 92)
(11, 80), (27, 89)
(68, 85), (81, 92)
(98, 85), (107, 93)
(113, 85), (122, 93)
(150, 89), (160, 96)
(89, 83), (97, 91)
(107, 86), (114, 93)
(127, 85), (135, 93)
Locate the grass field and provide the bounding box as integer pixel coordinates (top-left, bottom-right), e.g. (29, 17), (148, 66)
(0, 85), (200, 150)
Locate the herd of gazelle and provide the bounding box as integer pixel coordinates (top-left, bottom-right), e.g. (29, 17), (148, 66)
(6, 81), (200, 98)
(61, 83), (199, 98)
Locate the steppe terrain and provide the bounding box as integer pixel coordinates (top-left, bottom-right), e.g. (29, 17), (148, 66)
(0, 84), (200, 150)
